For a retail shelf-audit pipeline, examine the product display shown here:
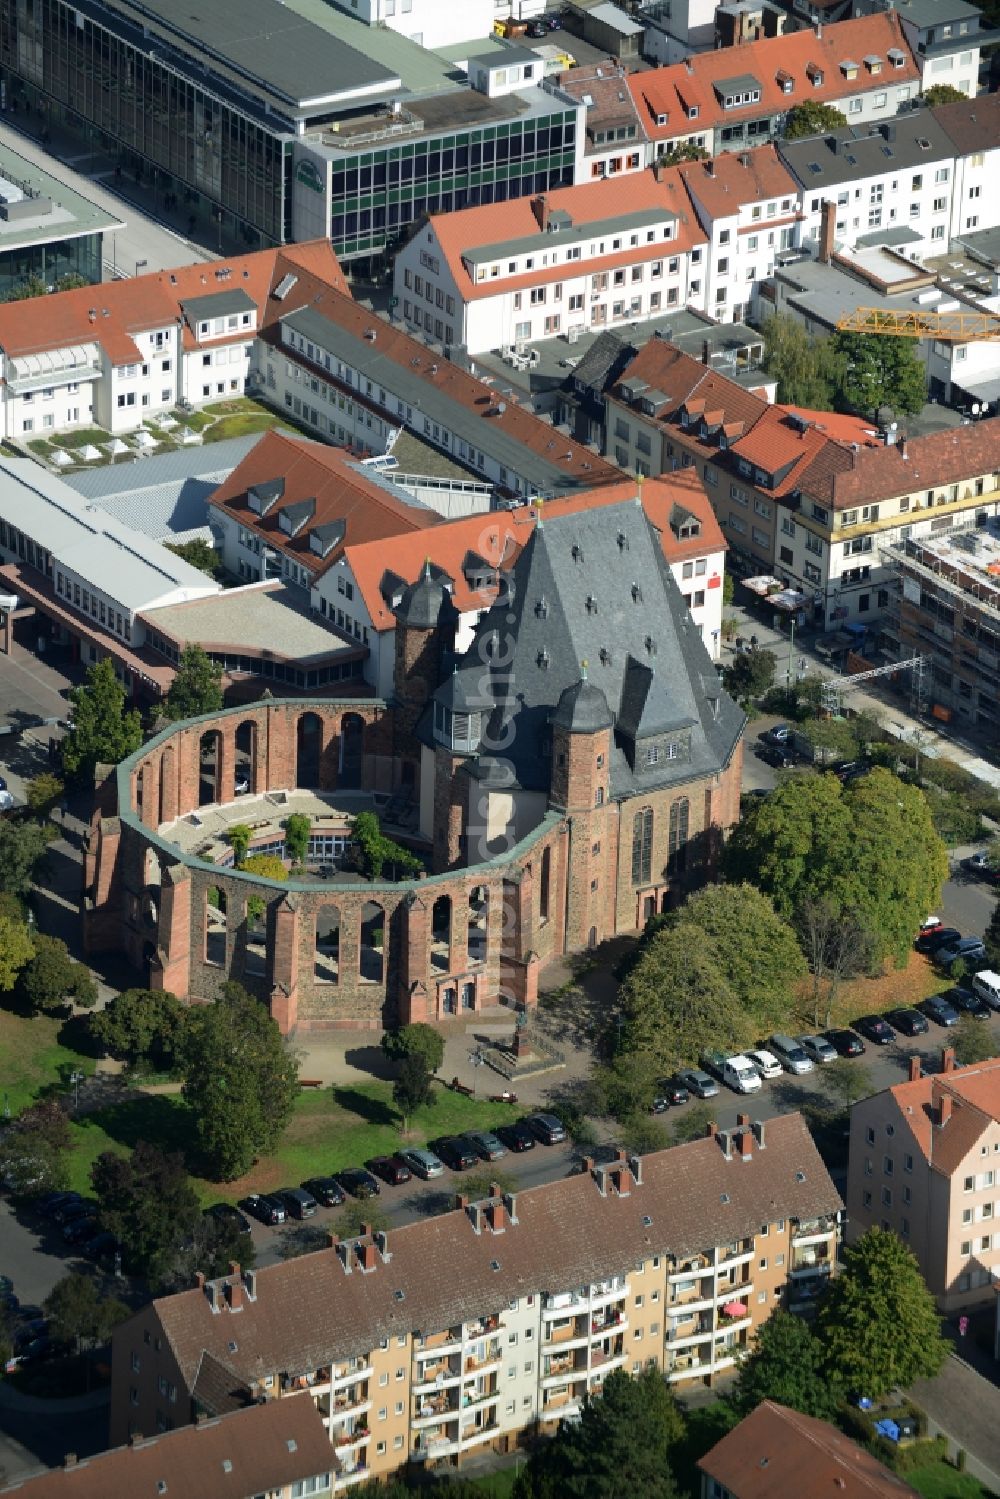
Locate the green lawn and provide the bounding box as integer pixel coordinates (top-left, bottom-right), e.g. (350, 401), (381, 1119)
(65, 1080), (526, 1204)
(205, 411), (284, 442)
(908, 1463), (993, 1499)
(0, 1008), (96, 1116)
(52, 428), (113, 449)
(463, 1469), (520, 1497)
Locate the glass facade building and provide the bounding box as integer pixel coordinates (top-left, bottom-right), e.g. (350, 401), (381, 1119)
(0, 230), (102, 296)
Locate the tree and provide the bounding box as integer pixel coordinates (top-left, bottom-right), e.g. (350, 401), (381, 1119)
(62, 658), (142, 784)
(240, 853), (288, 883)
(228, 823), (252, 867)
(352, 811), (422, 881)
(923, 84), (966, 106)
(833, 331), (926, 418)
(618, 926), (753, 1078)
(513, 1368), (682, 1499)
(181, 981), (299, 1180)
(335, 1200), (391, 1241)
(0, 913), (34, 992)
(732, 1308), (839, 1419)
(90, 988), (187, 1070)
(159, 1211), (256, 1293)
(953, 1013), (996, 1067)
(44, 1273), (128, 1354)
(164, 538), (220, 577)
(796, 897), (878, 1028)
(761, 313), (842, 409)
(797, 715), (857, 765)
(164, 643), (224, 721)
(723, 648), (776, 703)
(674, 884), (807, 1033)
(824, 1057), (875, 1111)
(381, 1022), (445, 1075)
(0, 1099), (73, 1197)
(984, 899), (1000, 972)
(284, 812), (312, 869)
(92, 1141), (201, 1282)
(393, 1053), (434, 1130)
(817, 1226), (948, 1396)
(26, 772), (65, 817)
(0, 1303), (13, 1368)
(783, 100), (848, 139)
(19, 934), (96, 1013)
(0, 819), (53, 896)
(670, 1101), (716, 1146)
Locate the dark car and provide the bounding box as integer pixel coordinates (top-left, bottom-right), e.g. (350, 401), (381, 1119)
(461, 1131), (506, 1163)
(36, 1191), (77, 1219)
(886, 1007), (930, 1037)
(63, 1215), (98, 1244)
(498, 1120), (536, 1153)
(238, 1193), (287, 1226)
(335, 1167), (381, 1200)
(757, 743), (797, 769)
(935, 937), (986, 969)
(920, 993), (960, 1028)
(525, 1113), (567, 1145)
(80, 1230), (117, 1262)
(762, 723), (791, 746)
(676, 1067), (718, 1099)
(432, 1137), (478, 1171)
(947, 986), (991, 1019)
(855, 1015), (895, 1046)
(51, 1195), (87, 1224)
(661, 1078), (691, 1105)
(915, 926), (961, 955)
(302, 1176), (347, 1207)
(526, 17), (548, 35)
(823, 1029), (866, 1057)
(364, 1156), (412, 1187)
(204, 1202), (253, 1236)
(57, 1199), (98, 1226)
(962, 850), (1000, 882)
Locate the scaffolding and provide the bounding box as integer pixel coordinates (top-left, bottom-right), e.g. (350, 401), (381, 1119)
(820, 654), (926, 717)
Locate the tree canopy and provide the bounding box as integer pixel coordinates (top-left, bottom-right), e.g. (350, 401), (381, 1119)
(983, 898), (1000, 972)
(732, 1308), (839, 1420)
(923, 83), (966, 105)
(722, 648), (776, 703)
(92, 1141), (201, 1283)
(0, 1099), (73, 1197)
(0, 819), (53, 896)
(62, 658), (143, 784)
(90, 988), (187, 1070)
(164, 537), (221, 577)
(512, 1368), (683, 1499)
(833, 331), (926, 418)
(26, 772), (65, 816)
(393, 1053), (434, 1130)
(240, 853), (288, 883)
(0, 913), (34, 992)
(44, 1273), (128, 1354)
(655, 141), (709, 165)
(618, 929), (752, 1077)
(19, 934), (97, 1013)
(164, 642), (224, 721)
(382, 1022), (445, 1074)
(761, 313), (842, 409)
(352, 811), (422, 881)
(817, 1226), (949, 1396)
(953, 1012), (996, 1066)
(783, 100), (848, 139)
(725, 768), (947, 967)
(181, 981), (299, 1180)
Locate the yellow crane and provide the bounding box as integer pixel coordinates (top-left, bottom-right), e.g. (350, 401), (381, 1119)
(835, 306), (1000, 341)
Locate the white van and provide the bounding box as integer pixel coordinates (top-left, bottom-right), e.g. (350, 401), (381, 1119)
(723, 1054), (763, 1094)
(972, 970), (1000, 1011)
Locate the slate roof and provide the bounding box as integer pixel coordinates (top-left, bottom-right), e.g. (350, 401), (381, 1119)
(144, 1114), (839, 1397)
(778, 112), (955, 193)
(551, 677), (614, 733)
(931, 91), (1000, 157)
(460, 499), (743, 794)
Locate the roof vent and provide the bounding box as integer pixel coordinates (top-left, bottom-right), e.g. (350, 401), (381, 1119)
(720, 1192), (730, 1204)
(795, 1170), (806, 1182)
(644, 635), (656, 655)
(222, 1460), (233, 1474)
(365, 328), (377, 341)
(394, 1289), (405, 1302)
(643, 1214), (653, 1228)
(490, 1259), (501, 1272)
(287, 1440), (298, 1454)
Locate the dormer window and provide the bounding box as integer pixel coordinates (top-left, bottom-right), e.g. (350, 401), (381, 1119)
(535, 598), (549, 619)
(537, 649), (550, 670)
(617, 530), (629, 552)
(631, 583), (642, 603)
(571, 544), (584, 563)
(433, 703), (482, 755)
(599, 647), (612, 666)
(586, 594), (598, 614)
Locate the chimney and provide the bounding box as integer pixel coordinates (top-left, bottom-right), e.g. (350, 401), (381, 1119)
(243, 1268), (257, 1301)
(900, 437), (908, 460)
(942, 1047), (956, 1075)
(581, 1154), (596, 1173)
(718, 1130), (733, 1161)
(531, 194), (549, 232)
(702, 339), (712, 365)
(64, 1455), (78, 1469)
(225, 1277), (243, 1312)
(819, 200), (836, 265)
(489, 1183), (503, 1199)
(327, 1232), (340, 1250)
(195, 1271), (205, 1290)
(375, 1230), (391, 1262)
(361, 1222), (373, 1239)
(739, 1128), (754, 1160)
(456, 1193), (469, 1211)
(706, 159), (715, 177)
(737, 1113), (750, 1128)
(615, 1148), (627, 1164)
(357, 1241), (378, 1272)
(612, 1164), (633, 1197)
(228, 1261), (241, 1279)
(751, 1119), (766, 1149)
(706, 1121), (718, 1139)
(487, 1199), (507, 1232)
(814, 18), (822, 38)
(909, 1057), (922, 1082)
(653, 157), (666, 183)
(940, 1094), (953, 1126)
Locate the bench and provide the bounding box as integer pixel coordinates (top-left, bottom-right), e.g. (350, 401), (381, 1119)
(299, 1078), (325, 1090)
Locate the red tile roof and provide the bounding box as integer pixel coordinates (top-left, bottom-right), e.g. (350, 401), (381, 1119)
(427, 167), (705, 303)
(699, 1402), (921, 1499)
(207, 429), (440, 576)
(879, 1056), (1000, 1175)
(677, 144), (799, 219)
(799, 417), (1000, 510)
(0, 240), (345, 365)
(782, 407), (882, 446)
(0, 1395), (335, 1499)
(616, 339), (771, 433)
(628, 13), (918, 144)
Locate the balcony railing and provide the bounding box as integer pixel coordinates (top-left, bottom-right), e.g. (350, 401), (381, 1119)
(415, 1330), (463, 1355)
(793, 1215), (838, 1240)
(590, 1310), (625, 1335)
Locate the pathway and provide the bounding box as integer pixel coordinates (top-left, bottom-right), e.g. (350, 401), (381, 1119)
(911, 1352), (1000, 1493)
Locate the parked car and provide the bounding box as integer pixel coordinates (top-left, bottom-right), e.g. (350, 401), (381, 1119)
(204, 1202), (253, 1236)
(962, 850), (999, 882)
(919, 993), (960, 1028)
(57, 1199), (98, 1226)
(946, 986), (991, 1019)
(80, 1230), (117, 1262)
(768, 1035), (814, 1075)
(855, 1015), (895, 1046)
(525, 1113), (566, 1145)
(238, 1193), (287, 1226)
(63, 1216), (98, 1244)
(431, 1136), (478, 1171)
(660, 1077), (691, 1105)
(676, 1067), (718, 1099)
(526, 17), (548, 35)
(886, 1007), (930, 1037)
(462, 1131), (506, 1162)
(915, 926), (961, 955)
(936, 937), (987, 969)
(497, 1120), (537, 1153)
(50, 1195), (87, 1224)
(762, 723), (791, 746)
(917, 916), (943, 941)
(302, 1176), (347, 1207)
(746, 1049), (783, 1080)
(364, 1156), (412, 1187)
(279, 1187), (318, 1219)
(335, 1168), (381, 1200)
(822, 1029), (866, 1057)
(757, 743), (797, 769)
(36, 1191), (77, 1219)
(397, 1147), (444, 1179)
(798, 1034), (837, 1065)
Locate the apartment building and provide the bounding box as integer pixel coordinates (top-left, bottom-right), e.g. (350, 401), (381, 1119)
(110, 1117), (842, 1484)
(393, 167), (706, 355)
(627, 14), (922, 159)
(604, 337), (1000, 626)
(0, 1395), (335, 1499)
(698, 1400), (922, 1499)
(855, 0), (999, 100)
(677, 147), (801, 325)
(0, 241), (345, 440)
(326, 0), (494, 48)
(847, 1053), (1000, 1313)
(556, 60), (650, 185)
(934, 93), (1000, 244)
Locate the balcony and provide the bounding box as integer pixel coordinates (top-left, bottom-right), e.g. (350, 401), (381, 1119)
(666, 1351), (708, 1382)
(282, 1365), (333, 1394)
(335, 1464), (370, 1490)
(589, 1348), (627, 1375)
(543, 1292), (587, 1317)
(790, 1253), (833, 1279)
(589, 1280), (628, 1310)
(793, 1216), (838, 1245)
(460, 1419), (501, 1452)
(715, 1277), (753, 1304)
(667, 1317), (713, 1347)
(669, 1254), (713, 1283)
(331, 1360), (372, 1390)
(464, 1315), (501, 1340)
(542, 1318), (590, 1352)
(541, 1391), (582, 1419)
(413, 1394), (460, 1428)
(542, 1354), (588, 1388)
(333, 1427), (370, 1452)
(415, 1329), (463, 1357)
(717, 1241), (754, 1270)
(319, 1390), (371, 1423)
(464, 1341), (503, 1375)
(590, 1310), (626, 1336)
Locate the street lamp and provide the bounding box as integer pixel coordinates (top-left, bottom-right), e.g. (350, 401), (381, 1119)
(468, 1048), (485, 1099)
(69, 1069), (84, 1111)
